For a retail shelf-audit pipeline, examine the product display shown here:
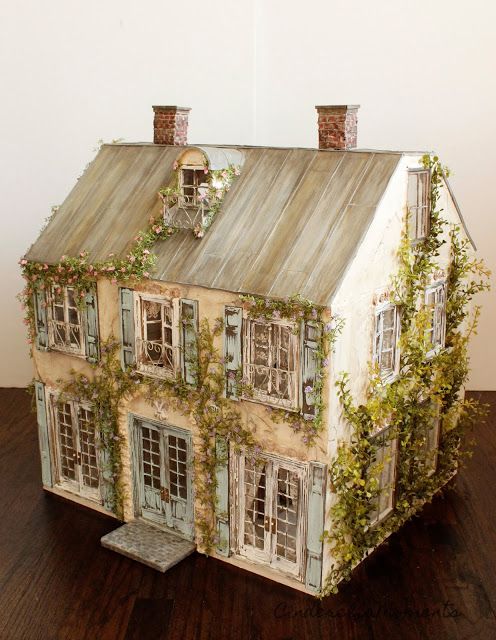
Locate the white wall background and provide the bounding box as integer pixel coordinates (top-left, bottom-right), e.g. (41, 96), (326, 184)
(1, 0), (495, 388)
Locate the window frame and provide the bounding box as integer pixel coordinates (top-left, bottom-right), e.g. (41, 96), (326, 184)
(242, 317), (300, 411)
(48, 392), (101, 502)
(424, 283), (447, 358)
(367, 425), (398, 527)
(179, 164), (210, 208)
(47, 285), (86, 357)
(231, 450), (308, 581)
(373, 302), (401, 383)
(407, 168), (431, 243)
(135, 293), (180, 380)
(419, 400), (441, 476)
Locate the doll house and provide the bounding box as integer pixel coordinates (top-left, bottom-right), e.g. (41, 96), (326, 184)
(23, 104), (478, 596)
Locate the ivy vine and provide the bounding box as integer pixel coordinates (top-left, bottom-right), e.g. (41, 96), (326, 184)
(321, 155), (490, 596)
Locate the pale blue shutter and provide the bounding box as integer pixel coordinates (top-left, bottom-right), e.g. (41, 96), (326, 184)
(33, 288), (49, 350)
(98, 413), (115, 512)
(215, 435), (230, 556)
(305, 461), (327, 592)
(34, 380), (52, 487)
(84, 288), (100, 363)
(119, 288), (135, 368)
(301, 321), (322, 418)
(224, 306), (242, 399)
(180, 299), (199, 385)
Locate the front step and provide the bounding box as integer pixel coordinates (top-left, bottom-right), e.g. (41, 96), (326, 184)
(101, 519), (196, 572)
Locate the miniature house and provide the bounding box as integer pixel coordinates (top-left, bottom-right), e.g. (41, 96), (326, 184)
(24, 104), (476, 596)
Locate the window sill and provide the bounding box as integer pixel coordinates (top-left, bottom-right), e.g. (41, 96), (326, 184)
(241, 393), (299, 414)
(137, 363), (178, 381)
(47, 345), (87, 360)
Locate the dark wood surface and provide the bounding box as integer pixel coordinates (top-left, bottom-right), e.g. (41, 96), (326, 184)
(0, 388), (495, 640)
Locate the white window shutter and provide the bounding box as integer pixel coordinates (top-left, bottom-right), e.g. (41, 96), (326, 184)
(305, 461), (327, 592)
(180, 299), (199, 385)
(224, 306), (243, 398)
(33, 288), (49, 350)
(301, 321), (321, 418)
(34, 380), (52, 487)
(215, 435), (230, 556)
(119, 288), (135, 368)
(84, 288), (100, 363)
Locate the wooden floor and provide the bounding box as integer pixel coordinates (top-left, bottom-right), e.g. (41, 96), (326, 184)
(0, 388), (495, 640)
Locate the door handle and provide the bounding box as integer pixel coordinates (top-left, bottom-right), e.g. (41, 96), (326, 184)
(160, 486), (170, 503)
(264, 516), (276, 534)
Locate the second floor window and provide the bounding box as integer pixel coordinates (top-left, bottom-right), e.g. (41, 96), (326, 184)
(425, 284), (446, 355)
(137, 297), (176, 377)
(244, 320), (298, 410)
(374, 304), (400, 380)
(48, 286), (84, 355)
(407, 169), (430, 242)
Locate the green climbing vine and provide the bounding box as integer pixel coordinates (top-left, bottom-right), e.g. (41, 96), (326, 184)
(239, 294), (344, 446)
(322, 154), (490, 596)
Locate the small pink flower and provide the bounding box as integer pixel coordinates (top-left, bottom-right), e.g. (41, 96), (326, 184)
(143, 249), (150, 255)
(20, 259), (27, 266)
(173, 161), (178, 170)
(203, 167), (208, 174)
(120, 267), (126, 272)
(154, 226), (163, 234)
(80, 291), (85, 298)
(143, 271), (150, 278)
(129, 256), (136, 263)
(56, 287), (62, 294)
(111, 278), (117, 285)
(107, 266), (115, 272)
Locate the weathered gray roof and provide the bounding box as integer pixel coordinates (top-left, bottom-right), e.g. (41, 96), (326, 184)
(26, 143), (402, 305)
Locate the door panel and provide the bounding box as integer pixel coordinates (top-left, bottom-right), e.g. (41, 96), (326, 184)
(77, 406), (100, 500)
(136, 418), (194, 538)
(237, 454), (305, 579)
(56, 401), (78, 484)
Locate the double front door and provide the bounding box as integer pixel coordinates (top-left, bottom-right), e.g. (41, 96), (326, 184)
(134, 418), (194, 540)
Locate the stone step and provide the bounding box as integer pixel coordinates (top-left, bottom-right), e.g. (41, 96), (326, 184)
(101, 519), (196, 572)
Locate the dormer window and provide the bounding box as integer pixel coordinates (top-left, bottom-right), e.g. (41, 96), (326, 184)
(407, 169), (430, 242)
(179, 166), (209, 207)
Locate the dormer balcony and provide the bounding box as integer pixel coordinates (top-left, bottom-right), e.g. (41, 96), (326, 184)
(159, 189), (210, 235)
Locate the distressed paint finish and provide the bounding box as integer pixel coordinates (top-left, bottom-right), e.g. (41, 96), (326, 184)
(119, 287), (135, 368)
(34, 288), (49, 351)
(179, 299), (198, 386)
(305, 462), (327, 592)
(301, 321), (321, 419)
(26, 144), (402, 306)
(215, 435), (230, 557)
(34, 380), (52, 487)
(84, 289), (100, 363)
(224, 306), (242, 399)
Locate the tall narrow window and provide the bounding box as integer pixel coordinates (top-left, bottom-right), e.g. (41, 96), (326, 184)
(425, 284), (446, 356)
(49, 286), (84, 355)
(419, 401), (441, 475)
(408, 169), (430, 242)
(244, 320), (298, 409)
(374, 305), (400, 380)
(368, 427), (398, 526)
(137, 298), (175, 377)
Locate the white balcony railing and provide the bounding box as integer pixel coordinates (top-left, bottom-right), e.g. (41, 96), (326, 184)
(136, 338), (175, 378)
(244, 364), (297, 410)
(159, 191), (211, 232)
(48, 319), (83, 355)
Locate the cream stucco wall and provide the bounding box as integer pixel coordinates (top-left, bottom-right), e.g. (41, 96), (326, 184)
(320, 154), (472, 581)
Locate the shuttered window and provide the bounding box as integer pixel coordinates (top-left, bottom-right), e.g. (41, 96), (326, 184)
(136, 297), (176, 378)
(425, 284), (446, 356)
(243, 320), (298, 409)
(408, 169), (430, 242)
(367, 427), (398, 526)
(48, 286), (85, 355)
(374, 304), (400, 380)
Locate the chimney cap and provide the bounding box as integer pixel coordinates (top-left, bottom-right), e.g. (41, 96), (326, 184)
(152, 105), (191, 112)
(315, 104), (360, 111)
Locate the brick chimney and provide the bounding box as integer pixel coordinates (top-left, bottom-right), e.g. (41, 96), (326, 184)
(152, 105), (191, 145)
(315, 105), (359, 150)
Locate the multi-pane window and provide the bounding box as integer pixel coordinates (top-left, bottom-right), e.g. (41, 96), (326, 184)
(374, 305), (400, 379)
(51, 397), (100, 500)
(407, 169), (430, 242)
(244, 320), (298, 409)
(419, 401), (441, 476)
(180, 167), (209, 206)
(238, 454), (304, 578)
(425, 284), (446, 355)
(137, 297), (176, 378)
(368, 427), (398, 526)
(49, 286), (84, 355)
